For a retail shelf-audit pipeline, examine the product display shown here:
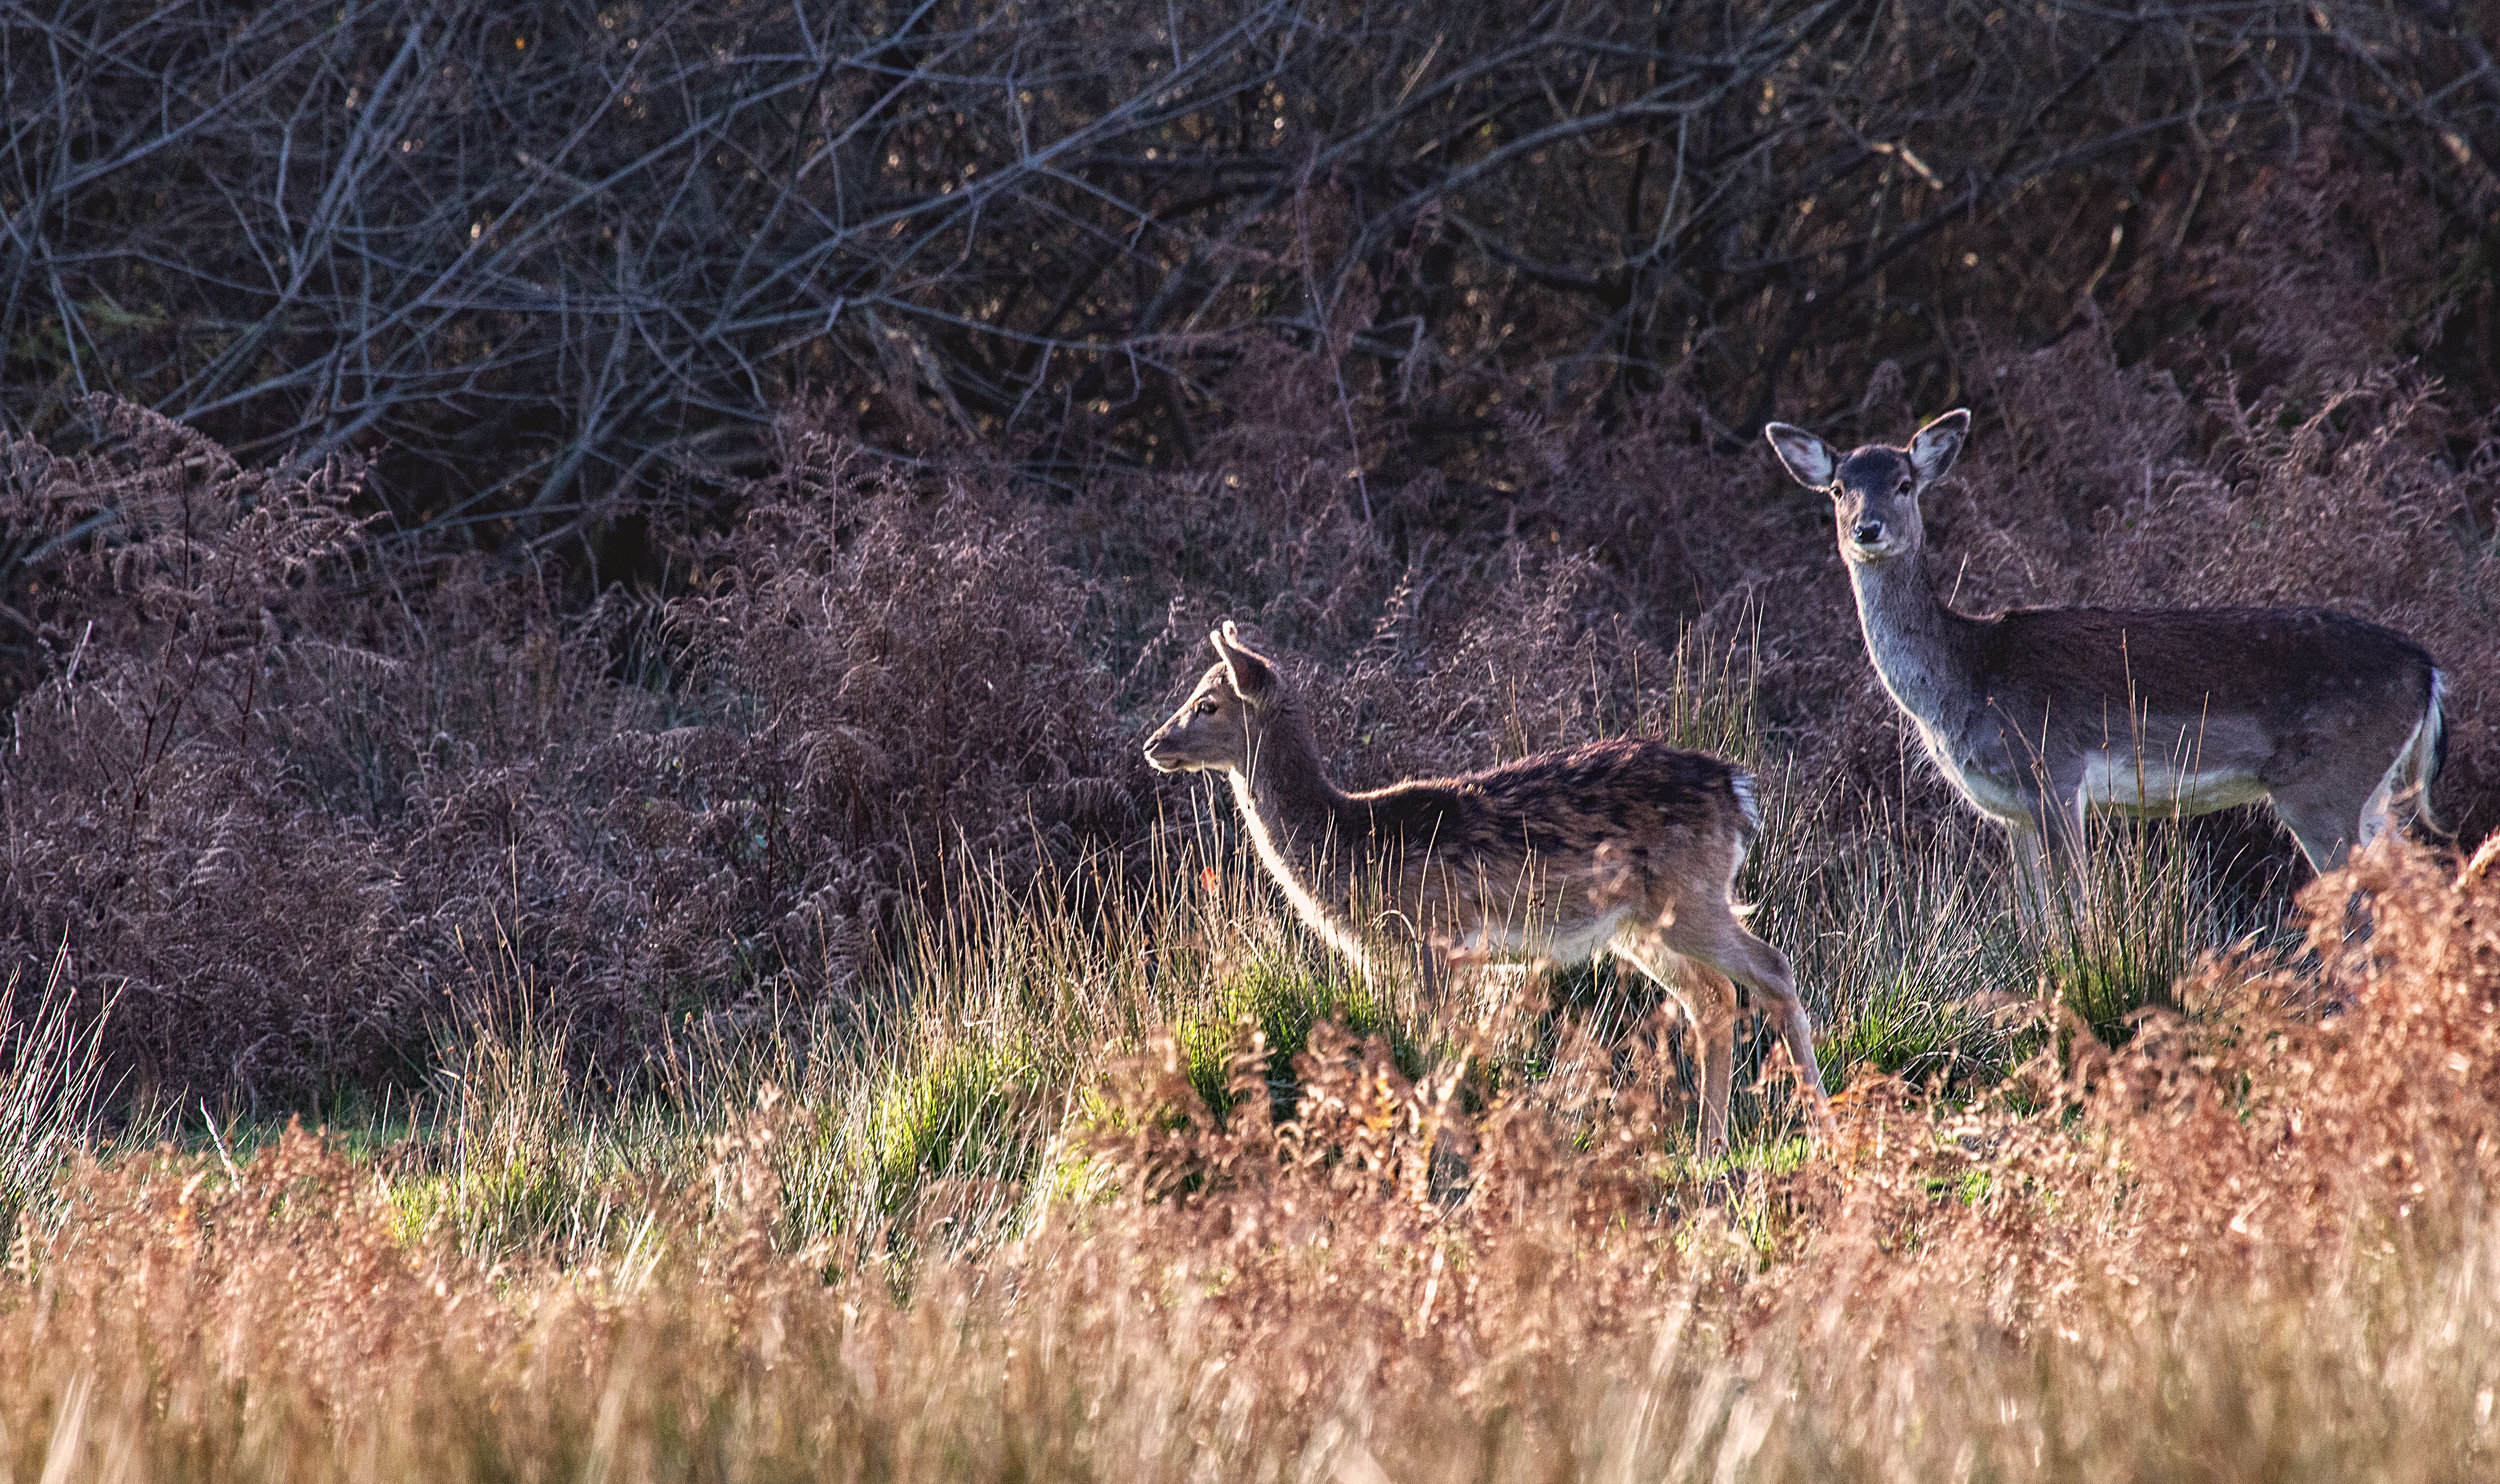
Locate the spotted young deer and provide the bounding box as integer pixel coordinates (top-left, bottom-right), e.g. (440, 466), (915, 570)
(1763, 409), (2447, 898)
(1144, 621), (1824, 1156)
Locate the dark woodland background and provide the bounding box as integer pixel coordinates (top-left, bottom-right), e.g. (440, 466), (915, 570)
(4, 0), (2498, 1106)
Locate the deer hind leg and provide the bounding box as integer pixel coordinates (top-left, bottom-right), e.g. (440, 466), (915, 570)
(1655, 897), (1828, 1130)
(2269, 732), (2419, 874)
(2269, 793), (2358, 874)
(2270, 777), (2391, 875)
(1608, 930), (1739, 1158)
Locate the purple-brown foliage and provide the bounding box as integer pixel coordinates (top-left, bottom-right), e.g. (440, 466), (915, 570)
(1, 409), (1138, 1102)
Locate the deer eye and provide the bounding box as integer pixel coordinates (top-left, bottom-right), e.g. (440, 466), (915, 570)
(1895, 476), (1913, 493)
(1195, 699), (1218, 716)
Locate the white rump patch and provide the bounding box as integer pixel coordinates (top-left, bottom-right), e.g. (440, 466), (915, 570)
(2363, 668), (2448, 839)
(1731, 771), (1762, 835)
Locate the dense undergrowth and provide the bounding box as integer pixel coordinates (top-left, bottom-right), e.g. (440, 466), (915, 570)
(6, 233), (2493, 1107)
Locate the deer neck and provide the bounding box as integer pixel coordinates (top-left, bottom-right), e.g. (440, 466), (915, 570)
(1224, 711), (1372, 953)
(1227, 710), (1355, 882)
(1847, 547), (1975, 733)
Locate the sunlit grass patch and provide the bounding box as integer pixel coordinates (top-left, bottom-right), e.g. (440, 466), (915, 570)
(2032, 813), (2293, 1047)
(0, 947), (107, 1248)
(1765, 809), (2026, 1091)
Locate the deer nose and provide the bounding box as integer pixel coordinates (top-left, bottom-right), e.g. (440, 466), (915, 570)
(1852, 519), (1885, 546)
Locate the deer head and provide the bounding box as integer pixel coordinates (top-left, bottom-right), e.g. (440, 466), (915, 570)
(1764, 409), (1969, 567)
(1143, 621), (1284, 775)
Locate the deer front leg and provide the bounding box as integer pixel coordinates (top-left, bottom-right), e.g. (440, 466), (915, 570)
(2006, 814), (2056, 926)
(2006, 786), (2089, 933)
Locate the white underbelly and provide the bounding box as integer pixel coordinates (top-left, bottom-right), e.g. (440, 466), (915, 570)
(1448, 910), (1630, 966)
(1920, 730), (2269, 823)
(2078, 752), (2268, 815)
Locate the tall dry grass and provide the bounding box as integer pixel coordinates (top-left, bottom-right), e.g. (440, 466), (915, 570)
(0, 838), (2493, 1481)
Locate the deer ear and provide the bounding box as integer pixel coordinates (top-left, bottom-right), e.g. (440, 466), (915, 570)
(1909, 409), (1969, 484)
(1210, 620), (1279, 703)
(1763, 423), (1837, 490)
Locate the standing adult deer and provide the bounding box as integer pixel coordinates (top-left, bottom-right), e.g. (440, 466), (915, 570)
(1144, 621), (1825, 1157)
(1763, 409), (2446, 897)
